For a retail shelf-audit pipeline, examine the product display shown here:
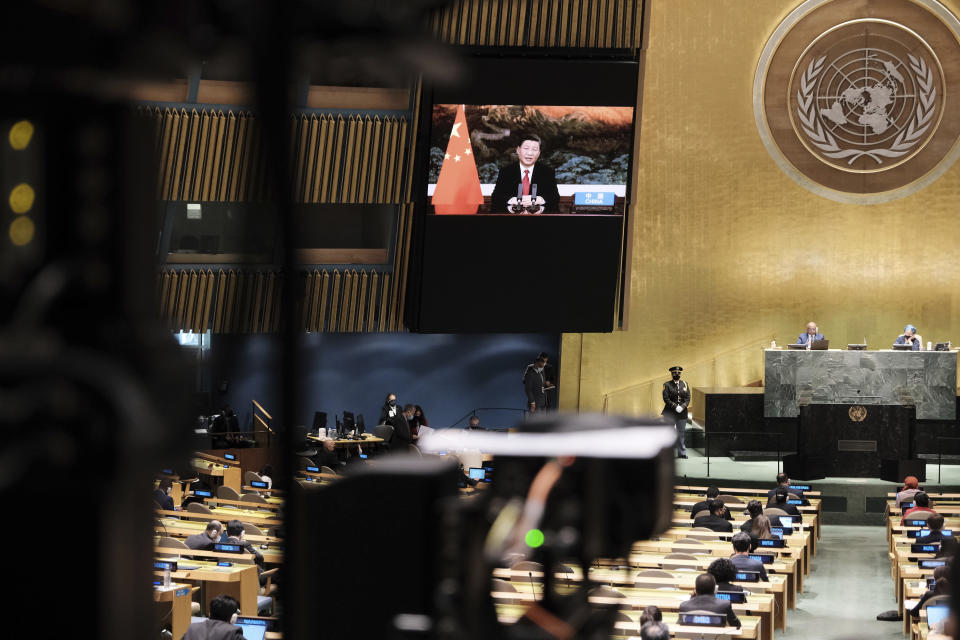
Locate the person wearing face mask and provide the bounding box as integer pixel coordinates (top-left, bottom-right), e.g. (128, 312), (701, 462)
(490, 134), (561, 214)
(523, 355), (549, 413)
(379, 393), (399, 424)
(662, 366), (690, 458)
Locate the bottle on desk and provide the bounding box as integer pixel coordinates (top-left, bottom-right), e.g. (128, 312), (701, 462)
(928, 341), (933, 351)
(163, 565), (171, 588)
(771, 340), (777, 348)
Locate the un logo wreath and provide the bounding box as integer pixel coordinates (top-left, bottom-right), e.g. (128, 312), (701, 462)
(796, 53), (937, 166)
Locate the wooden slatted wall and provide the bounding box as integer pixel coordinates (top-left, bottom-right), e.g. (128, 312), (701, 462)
(147, 107), (409, 204)
(158, 204), (414, 333)
(428, 0), (643, 51)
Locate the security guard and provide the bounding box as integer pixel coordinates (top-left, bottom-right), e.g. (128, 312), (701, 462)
(662, 366), (690, 458)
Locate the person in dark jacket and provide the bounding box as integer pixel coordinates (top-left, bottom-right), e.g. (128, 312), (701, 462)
(707, 558), (745, 593)
(387, 404), (415, 451)
(910, 566), (951, 618)
(379, 393), (400, 424)
(185, 521), (223, 550)
(154, 478), (175, 511)
(768, 488), (801, 516)
(183, 594), (244, 640)
(729, 532), (768, 581)
(409, 405), (428, 439)
(693, 500), (734, 532)
(691, 487), (721, 518)
(678, 574), (741, 628)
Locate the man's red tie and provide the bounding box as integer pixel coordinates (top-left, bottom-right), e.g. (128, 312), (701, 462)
(522, 169), (530, 196)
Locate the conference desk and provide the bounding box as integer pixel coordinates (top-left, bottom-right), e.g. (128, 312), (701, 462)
(153, 582), (193, 640)
(154, 558), (259, 620)
(494, 604), (758, 638)
(764, 348), (957, 420)
(306, 434), (384, 448)
(495, 565), (782, 637)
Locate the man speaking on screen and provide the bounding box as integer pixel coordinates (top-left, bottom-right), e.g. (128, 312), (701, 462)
(490, 134), (561, 214)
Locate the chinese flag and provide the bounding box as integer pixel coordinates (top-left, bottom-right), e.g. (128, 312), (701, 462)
(432, 104), (484, 215)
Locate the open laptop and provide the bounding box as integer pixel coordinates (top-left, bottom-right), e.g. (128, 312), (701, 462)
(927, 604), (950, 628)
(892, 343), (913, 351)
(810, 339), (829, 350)
(236, 622), (267, 640)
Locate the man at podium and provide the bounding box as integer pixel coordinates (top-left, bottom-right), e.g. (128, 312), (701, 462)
(895, 324), (921, 350)
(796, 322), (824, 345)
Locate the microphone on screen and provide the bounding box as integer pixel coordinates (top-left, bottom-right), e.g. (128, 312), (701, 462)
(528, 571), (537, 599)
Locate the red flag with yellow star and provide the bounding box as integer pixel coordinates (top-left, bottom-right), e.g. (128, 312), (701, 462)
(432, 104), (483, 214)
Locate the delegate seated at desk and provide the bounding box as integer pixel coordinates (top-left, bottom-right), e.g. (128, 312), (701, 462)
(895, 324), (922, 350)
(796, 322), (824, 345)
(678, 574), (741, 628)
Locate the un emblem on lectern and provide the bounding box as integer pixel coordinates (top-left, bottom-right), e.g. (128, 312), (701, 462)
(755, 0), (960, 203)
(848, 405), (868, 422)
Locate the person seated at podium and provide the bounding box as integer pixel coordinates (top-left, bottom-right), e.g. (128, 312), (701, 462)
(895, 324), (922, 350)
(678, 573), (741, 628)
(490, 134), (561, 214)
(796, 321), (824, 346)
(729, 532), (769, 581)
(693, 499), (733, 532)
(902, 492), (936, 525)
(896, 475), (922, 507)
(707, 558), (744, 593)
(909, 565), (950, 619)
(183, 594), (244, 640)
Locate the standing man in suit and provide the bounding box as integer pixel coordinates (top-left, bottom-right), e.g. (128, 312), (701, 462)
(490, 134), (561, 214)
(796, 322), (825, 346)
(678, 574), (741, 628)
(662, 366), (690, 458)
(388, 404), (414, 452)
(895, 324), (922, 350)
(523, 354), (549, 413)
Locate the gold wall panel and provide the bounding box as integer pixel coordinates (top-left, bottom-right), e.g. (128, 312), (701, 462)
(561, 0), (960, 413)
(428, 0), (643, 50)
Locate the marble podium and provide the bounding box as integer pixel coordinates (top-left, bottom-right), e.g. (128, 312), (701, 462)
(764, 349), (957, 420)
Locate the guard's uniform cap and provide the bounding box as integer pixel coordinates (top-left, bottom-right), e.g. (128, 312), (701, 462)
(669, 366), (683, 372)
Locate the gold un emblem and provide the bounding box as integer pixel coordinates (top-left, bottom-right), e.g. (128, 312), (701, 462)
(754, 0), (960, 203)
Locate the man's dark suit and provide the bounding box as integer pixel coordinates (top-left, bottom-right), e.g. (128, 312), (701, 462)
(490, 163), (561, 213)
(524, 366), (548, 411)
(154, 489), (174, 511)
(184, 533), (216, 550)
(183, 619), (244, 640)
(691, 500), (732, 520)
(389, 413), (413, 451)
(796, 332), (825, 345)
(693, 514), (733, 532)
(729, 553), (769, 581)
(678, 594), (741, 627)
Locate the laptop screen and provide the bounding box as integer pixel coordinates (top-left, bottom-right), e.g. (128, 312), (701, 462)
(780, 516), (796, 528)
(468, 467), (485, 481)
(927, 604), (950, 627)
(237, 623), (267, 640)
(749, 554), (775, 564)
(716, 590), (747, 603)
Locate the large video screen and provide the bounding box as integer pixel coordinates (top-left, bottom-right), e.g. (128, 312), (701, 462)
(427, 104), (633, 216)
(407, 58), (639, 333)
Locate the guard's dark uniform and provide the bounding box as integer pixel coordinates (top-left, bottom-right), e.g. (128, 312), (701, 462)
(662, 367), (690, 457)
